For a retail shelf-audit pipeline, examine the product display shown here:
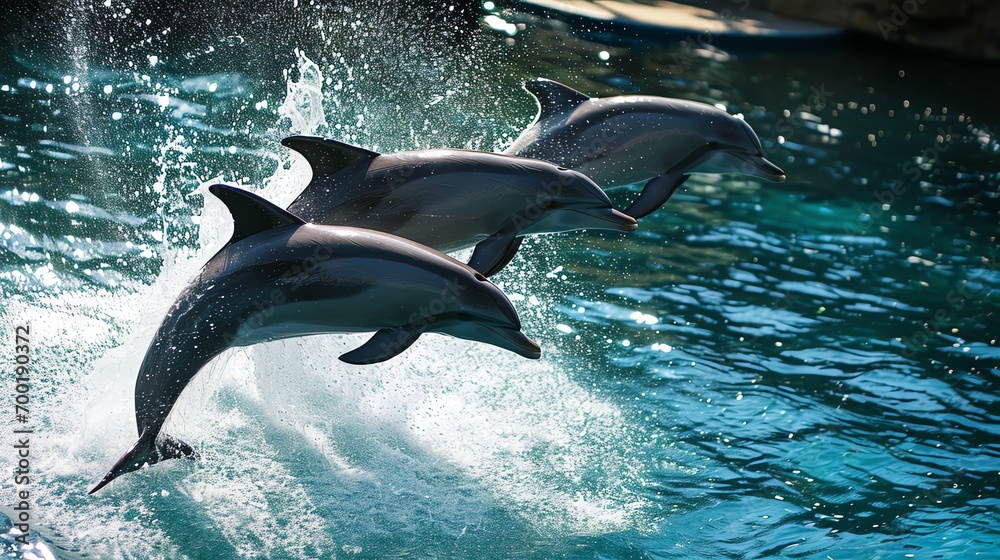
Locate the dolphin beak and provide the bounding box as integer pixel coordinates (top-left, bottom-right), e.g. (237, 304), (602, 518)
(482, 325), (542, 359)
(689, 151), (786, 183)
(517, 207), (638, 235)
(571, 208), (639, 232)
(435, 323), (541, 359)
(738, 154), (786, 182)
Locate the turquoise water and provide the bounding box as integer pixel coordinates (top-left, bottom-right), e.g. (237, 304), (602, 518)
(1, 2), (998, 558)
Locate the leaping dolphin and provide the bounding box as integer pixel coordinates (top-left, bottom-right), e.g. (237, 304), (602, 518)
(89, 184), (540, 494)
(281, 136), (638, 277)
(504, 78), (786, 219)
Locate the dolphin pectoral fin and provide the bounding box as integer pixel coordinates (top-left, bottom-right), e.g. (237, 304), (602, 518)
(89, 430), (197, 494)
(339, 327), (421, 365)
(281, 136), (380, 181)
(623, 172), (690, 219)
(468, 232), (524, 277)
(208, 184), (306, 246)
(524, 78), (590, 121)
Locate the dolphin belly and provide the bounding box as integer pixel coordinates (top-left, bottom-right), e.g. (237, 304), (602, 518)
(573, 151), (664, 188)
(229, 298), (411, 348)
(299, 177), (515, 254)
(527, 122), (693, 189)
(374, 210), (494, 253)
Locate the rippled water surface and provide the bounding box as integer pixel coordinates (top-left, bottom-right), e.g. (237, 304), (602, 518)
(1, 1), (997, 558)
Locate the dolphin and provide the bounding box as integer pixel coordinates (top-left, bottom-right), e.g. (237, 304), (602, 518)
(89, 184), (540, 494)
(504, 78), (786, 219)
(281, 136), (638, 277)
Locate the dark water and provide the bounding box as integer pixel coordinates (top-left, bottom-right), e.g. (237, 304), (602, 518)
(1, 1), (997, 558)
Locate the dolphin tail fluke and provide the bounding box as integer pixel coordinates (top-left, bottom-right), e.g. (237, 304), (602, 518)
(89, 430), (197, 494)
(468, 231), (524, 277)
(340, 327), (422, 365)
(623, 172), (690, 219)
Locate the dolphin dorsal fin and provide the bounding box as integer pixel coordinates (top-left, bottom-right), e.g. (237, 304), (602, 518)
(281, 136), (380, 181)
(208, 184), (305, 246)
(524, 78), (590, 121)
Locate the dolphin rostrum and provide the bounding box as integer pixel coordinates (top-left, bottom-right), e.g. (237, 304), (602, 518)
(89, 184), (539, 494)
(504, 78), (786, 218)
(281, 136), (638, 277)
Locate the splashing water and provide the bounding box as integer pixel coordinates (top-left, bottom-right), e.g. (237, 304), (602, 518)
(1, 44), (655, 558)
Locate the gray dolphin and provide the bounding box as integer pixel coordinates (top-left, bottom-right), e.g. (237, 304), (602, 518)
(89, 184), (539, 494)
(504, 78), (786, 219)
(281, 136), (638, 277)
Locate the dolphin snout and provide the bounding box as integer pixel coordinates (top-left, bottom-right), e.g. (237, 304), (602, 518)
(573, 208), (639, 232)
(485, 325), (542, 359)
(742, 154), (785, 182)
(433, 322), (541, 359)
(608, 208), (639, 231)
